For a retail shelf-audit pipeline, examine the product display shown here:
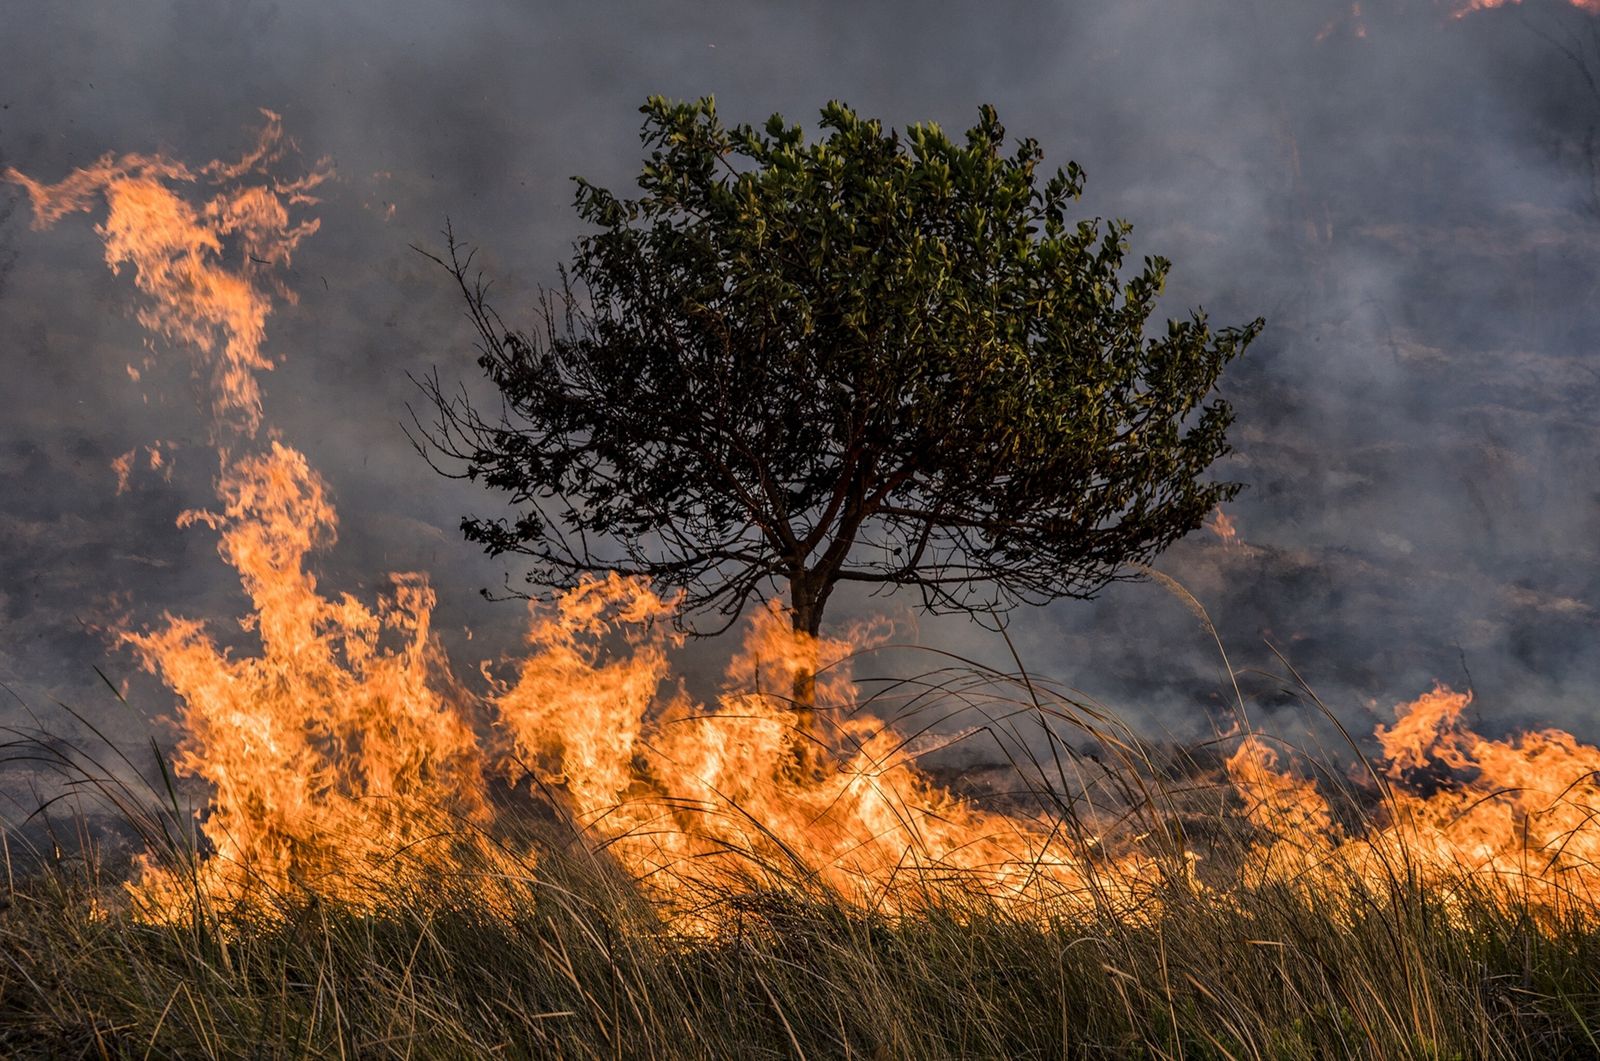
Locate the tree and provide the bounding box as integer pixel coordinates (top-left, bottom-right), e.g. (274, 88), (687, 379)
(417, 96), (1262, 741)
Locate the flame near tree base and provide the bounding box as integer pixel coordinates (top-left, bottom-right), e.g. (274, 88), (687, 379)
(120, 439), (1163, 925)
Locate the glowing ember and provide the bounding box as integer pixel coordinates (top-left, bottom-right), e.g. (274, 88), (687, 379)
(1316, 3), (1369, 44)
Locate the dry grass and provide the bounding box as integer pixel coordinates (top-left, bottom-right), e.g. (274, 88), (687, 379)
(5, 846), (1600, 1058)
(4, 787), (1600, 1057)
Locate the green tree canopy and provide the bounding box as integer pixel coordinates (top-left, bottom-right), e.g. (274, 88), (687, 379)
(419, 97), (1262, 652)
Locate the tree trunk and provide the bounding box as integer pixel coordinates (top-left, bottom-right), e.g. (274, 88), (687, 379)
(786, 572), (828, 779)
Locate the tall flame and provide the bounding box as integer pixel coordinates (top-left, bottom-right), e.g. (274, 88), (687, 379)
(7, 111), (328, 440)
(125, 443), (492, 914)
(7, 116), (498, 918)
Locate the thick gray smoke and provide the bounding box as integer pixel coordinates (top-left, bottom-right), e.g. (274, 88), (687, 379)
(0, 0), (1597, 774)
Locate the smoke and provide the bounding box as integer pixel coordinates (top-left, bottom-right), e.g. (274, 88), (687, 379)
(1, 0), (1597, 769)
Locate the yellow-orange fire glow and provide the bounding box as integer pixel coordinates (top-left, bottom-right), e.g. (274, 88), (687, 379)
(6, 110), (329, 440)
(1230, 685), (1600, 913)
(1448, 0), (1600, 16)
(6, 116), (501, 917)
(491, 587), (1169, 916)
(1207, 507), (1240, 546)
(13, 116), (1600, 930)
(125, 443), (494, 916)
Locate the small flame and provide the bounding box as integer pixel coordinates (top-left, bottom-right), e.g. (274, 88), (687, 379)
(1448, 0), (1600, 16)
(112, 444), (173, 494)
(1207, 507), (1240, 546)
(111, 449), (137, 495)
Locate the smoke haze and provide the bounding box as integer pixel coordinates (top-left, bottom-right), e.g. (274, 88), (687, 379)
(1, 0), (1598, 768)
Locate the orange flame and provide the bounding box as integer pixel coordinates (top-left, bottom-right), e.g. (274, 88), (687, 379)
(125, 443), (492, 915)
(6, 110), (329, 441)
(1230, 685), (1600, 915)
(491, 589), (1168, 917)
(8, 116), (497, 918)
(1207, 507), (1240, 547)
(1448, 0), (1600, 15)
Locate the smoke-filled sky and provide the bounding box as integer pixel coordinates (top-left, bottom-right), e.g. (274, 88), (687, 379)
(2, 0), (1598, 763)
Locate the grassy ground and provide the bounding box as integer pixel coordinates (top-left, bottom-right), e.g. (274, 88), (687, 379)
(4, 827), (1600, 1060)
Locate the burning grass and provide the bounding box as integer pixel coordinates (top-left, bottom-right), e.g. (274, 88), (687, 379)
(5, 701), (1600, 1060)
